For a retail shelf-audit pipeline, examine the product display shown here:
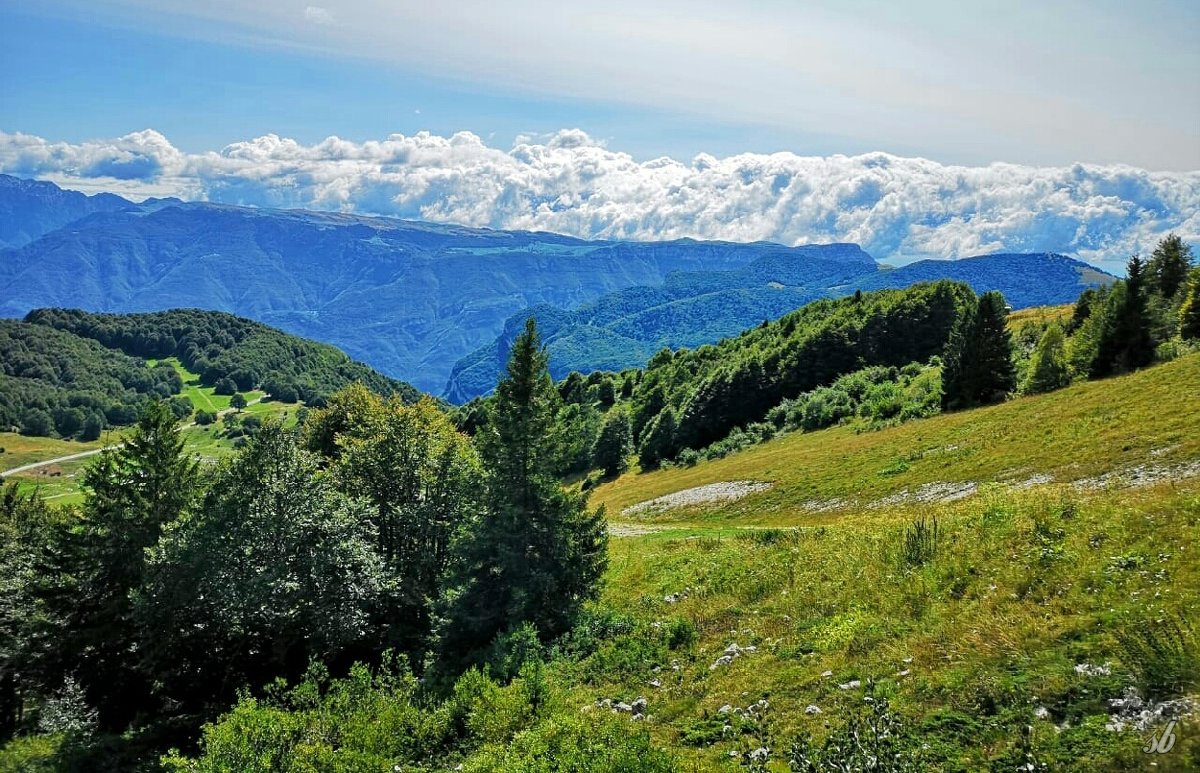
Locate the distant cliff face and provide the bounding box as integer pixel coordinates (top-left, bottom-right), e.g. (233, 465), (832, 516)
(0, 175), (135, 248)
(0, 175), (1114, 397)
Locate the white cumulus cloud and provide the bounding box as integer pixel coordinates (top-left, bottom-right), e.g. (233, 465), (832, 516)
(1, 129), (1196, 274)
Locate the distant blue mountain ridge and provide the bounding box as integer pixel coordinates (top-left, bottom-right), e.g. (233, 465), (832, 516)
(0, 175), (1114, 399)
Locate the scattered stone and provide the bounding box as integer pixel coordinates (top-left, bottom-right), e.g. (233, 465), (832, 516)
(800, 497), (851, 513)
(871, 481), (979, 508)
(649, 679), (662, 689)
(805, 704), (822, 715)
(1034, 706), (1051, 720)
(631, 697), (648, 715)
(624, 481), (773, 515)
(1106, 686), (1198, 732)
(1074, 662), (1112, 677)
(838, 679), (862, 690)
(1073, 460), (1200, 492)
(615, 701), (632, 713)
(820, 670), (833, 678)
(718, 704), (733, 714)
(710, 655), (734, 670)
(1011, 473), (1055, 490)
(896, 669), (911, 677)
(748, 747), (770, 763)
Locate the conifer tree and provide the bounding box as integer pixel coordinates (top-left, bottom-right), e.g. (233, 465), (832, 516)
(1022, 323), (1072, 394)
(592, 410), (633, 478)
(637, 407), (678, 470)
(1091, 256), (1155, 376)
(941, 291), (1016, 410)
(1145, 233), (1194, 301)
(437, 319), (607, 671)
(57, 401), (198, 729)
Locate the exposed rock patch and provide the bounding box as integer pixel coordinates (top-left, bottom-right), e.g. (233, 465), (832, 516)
(624, 481), (772, 516)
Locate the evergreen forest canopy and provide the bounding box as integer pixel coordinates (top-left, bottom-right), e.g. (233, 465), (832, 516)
(0, 309), (419, 439)
(0, 235), (1196, 770)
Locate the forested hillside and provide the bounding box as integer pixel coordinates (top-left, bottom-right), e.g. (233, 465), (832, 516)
(457, 235), (1197, 488)
(446, 251), (1113, 402)
(1, 309), (418, 438)
(0, 320), (181, 438)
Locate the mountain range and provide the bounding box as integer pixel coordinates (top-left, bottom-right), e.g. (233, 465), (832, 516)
(0, 175), (1115, 399)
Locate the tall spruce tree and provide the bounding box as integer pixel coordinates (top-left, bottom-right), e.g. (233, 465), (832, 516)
(56, 401), (198, 730)
(637, 407), (678, 470)
(941, 291), (1016, 410)
(592, 409), (633, 478)
(1145, 233), (1194, 301)
(1091, 256), (1155, 376)
(436, 319), (608, 672)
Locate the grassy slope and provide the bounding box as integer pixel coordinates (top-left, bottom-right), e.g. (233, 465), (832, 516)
(592, 353), (1200, 523)
(562, 355), (1200, 770)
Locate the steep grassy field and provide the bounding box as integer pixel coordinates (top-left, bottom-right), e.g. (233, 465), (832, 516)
(592, 353), (1200, 524)
(555, 355), (1200, 770)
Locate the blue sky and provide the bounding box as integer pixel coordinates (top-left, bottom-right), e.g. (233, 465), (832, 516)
(1, 1), (1197, 271)
(3, 0), (1197, 168)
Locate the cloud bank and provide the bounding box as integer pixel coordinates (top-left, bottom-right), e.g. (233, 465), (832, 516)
(2, 129), (1197, 273)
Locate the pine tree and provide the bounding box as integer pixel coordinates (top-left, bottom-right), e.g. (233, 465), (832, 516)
(437, 319), (607, 672)
(592, 410), (633, 478)
(941, 291), (1016, 410)
(1022, 324), (1072, 394)
(1145, 233), (1194, 301)
(637, 407), (678, 470)
(59, 401), (199, 729)
(1091, 256), (1155, 376)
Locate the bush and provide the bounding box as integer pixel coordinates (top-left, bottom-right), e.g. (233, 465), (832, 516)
(902, 516), (939, 568)
(1114, 615), (1199, 700)
(787, 691), (923, 772)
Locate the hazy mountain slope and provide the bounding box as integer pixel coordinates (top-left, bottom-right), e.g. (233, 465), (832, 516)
(0, 194), (870, 392)
(444, 251), (1115, 401)
(0, 174), (137, 248)
(851, 252), (1114, 308)
(443, 246), (875, 401)
(0, 178), (1115, 397)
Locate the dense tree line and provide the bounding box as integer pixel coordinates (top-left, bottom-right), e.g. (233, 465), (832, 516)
(25, 308), (420, 407)
(1, 309), (420, 439)
(0, 320), (182, 439)
(0, 320), (606, 768)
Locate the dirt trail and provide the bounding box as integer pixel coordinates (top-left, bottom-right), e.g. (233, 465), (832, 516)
(1, 397), (265, 478)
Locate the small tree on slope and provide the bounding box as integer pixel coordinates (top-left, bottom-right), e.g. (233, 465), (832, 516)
(1022, 323), (1072, 395)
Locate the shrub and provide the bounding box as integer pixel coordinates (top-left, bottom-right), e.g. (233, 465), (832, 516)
(1114, 614), (1199, 700)
(902, 516), (939, 568)
(787, 691), (922, 772)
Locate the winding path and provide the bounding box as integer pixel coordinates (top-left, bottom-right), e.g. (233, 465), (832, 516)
(0, 397), (265, 478)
